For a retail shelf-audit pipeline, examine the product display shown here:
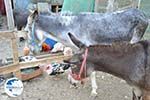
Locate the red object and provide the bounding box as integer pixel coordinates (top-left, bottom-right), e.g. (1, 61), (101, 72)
(42, 43), (52, 52)
(0, 0), (6, 15)
(70, 48), (88, 80)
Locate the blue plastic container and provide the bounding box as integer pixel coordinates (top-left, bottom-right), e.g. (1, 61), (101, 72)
(44, 38), (57, 49)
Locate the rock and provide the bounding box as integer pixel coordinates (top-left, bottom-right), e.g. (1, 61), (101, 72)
(124, 95), (128, 99)
(120, 80), (126, 83)
(101, 75), (105, 79)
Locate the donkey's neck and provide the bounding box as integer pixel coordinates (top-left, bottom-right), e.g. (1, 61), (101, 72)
(87, 43), (143, 80)
(37, 15), (76, 44)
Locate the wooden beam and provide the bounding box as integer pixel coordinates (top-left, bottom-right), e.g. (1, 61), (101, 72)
(14, 70), (22, 79)
(20, 55), (71, 69)
(94, 0), (101, 12)
(56, 5), (59, 13)
(0, 31), (16, 39)
(11, 38), (19, 63)
(21, 69), (42, 81)
(4, 0), (15, 30)
(132, 0), (138, 8)
(0, 63), (19, 75)
(138, 0), (142, 9)
(37, 2), (50, 14)
(0, 55), (71, 75)
(35, 52), (63, 59)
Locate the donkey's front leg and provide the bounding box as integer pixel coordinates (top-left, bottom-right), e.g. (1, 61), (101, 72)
(132, 86), (142, 100)
(90, 71), (98, 96)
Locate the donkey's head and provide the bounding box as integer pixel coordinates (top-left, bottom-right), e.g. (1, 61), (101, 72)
(64, 33), (88, 85)
(65, 52), (84, 85)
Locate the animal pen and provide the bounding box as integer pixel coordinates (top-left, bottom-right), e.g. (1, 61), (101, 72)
(0, 0), (71, 81)
(0, 31), (71, 81)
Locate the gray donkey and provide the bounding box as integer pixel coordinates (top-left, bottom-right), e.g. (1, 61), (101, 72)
(24, 8), (148, 53)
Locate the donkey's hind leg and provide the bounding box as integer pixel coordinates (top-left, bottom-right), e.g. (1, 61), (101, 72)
(90, 71), (98, 96)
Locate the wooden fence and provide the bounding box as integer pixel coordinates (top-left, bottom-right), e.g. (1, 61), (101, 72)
(0, 31), (71, 80)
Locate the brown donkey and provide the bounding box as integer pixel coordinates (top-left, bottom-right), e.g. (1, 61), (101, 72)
(65, 33), (150, 100)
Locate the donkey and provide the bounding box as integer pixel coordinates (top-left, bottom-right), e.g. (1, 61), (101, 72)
(64, 33), (150, 100)
(24, 8), (148, 53)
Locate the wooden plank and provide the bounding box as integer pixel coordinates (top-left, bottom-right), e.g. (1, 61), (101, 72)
(0, 31), (27, 39)
(94, 0), (101, 12)
(138, 0), (141, 9)
(55, 5), (59, 13)
(4, 0), (15, 30)
(21, 69), (42, 81)
(11, 38), (19, 63)
(14, 70), (22, 79)
(131, 0), (138, 8)
(37, 2), (50, 14)
(35, 52), (63, 59)
(0, 55), (71, 75)
(0, 63), (19, 75)
(20, 55), (71, 69)
(118, 5), (132, 11)
(0, 31), (16, 39)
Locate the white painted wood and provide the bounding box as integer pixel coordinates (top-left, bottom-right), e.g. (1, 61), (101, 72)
(4, 0), (15, 30)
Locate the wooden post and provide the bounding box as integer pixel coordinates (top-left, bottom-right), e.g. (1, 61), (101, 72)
(56, 5), (59, 13)
(132, 0), (139, 8)
(14, 70), (22, 79)
(94, 0), (101, 12)
(37, 2), (50, 14)
(4, 0), (15, 30)
(11, 37), (19, 63)
(11, 32), (21, 79)
(138, 0), (141, 9)
(106, 0), (115, 12)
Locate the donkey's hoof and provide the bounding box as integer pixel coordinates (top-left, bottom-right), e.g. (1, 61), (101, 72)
(91, 91), (98, 97)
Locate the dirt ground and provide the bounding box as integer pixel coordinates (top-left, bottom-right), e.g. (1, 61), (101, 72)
(0, 72), (132, 100)
(0, 37), (133, 100)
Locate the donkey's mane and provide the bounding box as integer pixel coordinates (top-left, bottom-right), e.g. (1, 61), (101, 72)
(89, 41), (134, 49)
(88, 40), (148, 53)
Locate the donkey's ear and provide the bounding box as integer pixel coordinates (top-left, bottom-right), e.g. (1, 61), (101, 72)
(68, 32), (86, 49)
(29, 9), (38, 19)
